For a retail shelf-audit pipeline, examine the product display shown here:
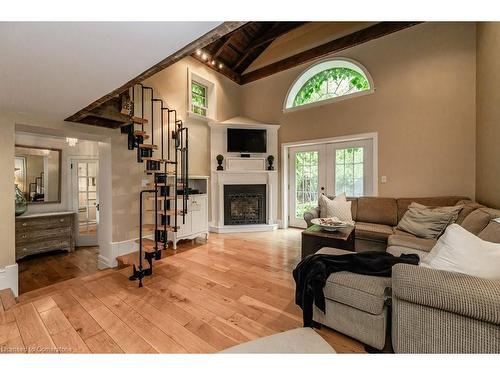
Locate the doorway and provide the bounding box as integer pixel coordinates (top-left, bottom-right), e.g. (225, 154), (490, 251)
(286, 135), (377, 228)
(71, 159), (99, 246)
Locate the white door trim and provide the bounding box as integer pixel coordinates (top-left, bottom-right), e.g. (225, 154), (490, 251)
(281, 132), (378, 229)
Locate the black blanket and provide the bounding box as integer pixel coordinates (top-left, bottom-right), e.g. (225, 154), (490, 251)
(293, 251), (419, 326)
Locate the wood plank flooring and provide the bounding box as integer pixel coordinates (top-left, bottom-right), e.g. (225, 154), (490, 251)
(18, 246), (99, 294)
(1, 230), (365, 354)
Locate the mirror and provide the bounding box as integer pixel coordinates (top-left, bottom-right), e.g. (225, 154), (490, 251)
(15, 145), (62, 204)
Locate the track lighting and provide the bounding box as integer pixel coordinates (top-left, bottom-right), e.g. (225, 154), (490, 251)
(202, 53), (207, 60)
(196, 49), (201, 56)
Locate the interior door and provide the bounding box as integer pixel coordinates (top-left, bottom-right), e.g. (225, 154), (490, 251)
(288, 145), (326, 228)
(72, 159), (99, 246)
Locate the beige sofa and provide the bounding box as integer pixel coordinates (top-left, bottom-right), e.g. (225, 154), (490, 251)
(304, 197), (500, 353)
(304, 195), (470, 252)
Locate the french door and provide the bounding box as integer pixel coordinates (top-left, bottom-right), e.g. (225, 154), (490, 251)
(288, 139), (374, 228)
(72, 159), (99, 246)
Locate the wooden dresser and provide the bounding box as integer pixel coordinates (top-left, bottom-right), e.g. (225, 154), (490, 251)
(15, 212), (76, 260)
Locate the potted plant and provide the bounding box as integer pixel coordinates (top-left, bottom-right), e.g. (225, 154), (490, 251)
(216, 154), (224, 170)
(267, 155), (275, 170)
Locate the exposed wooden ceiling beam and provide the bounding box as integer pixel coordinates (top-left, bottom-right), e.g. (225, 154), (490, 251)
(191, 54), (241, 84)
(66, 21), (246, 123)
(240, 22), (421, 84)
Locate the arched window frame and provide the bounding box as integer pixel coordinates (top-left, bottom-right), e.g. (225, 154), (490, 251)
(283, 57), (375, 113)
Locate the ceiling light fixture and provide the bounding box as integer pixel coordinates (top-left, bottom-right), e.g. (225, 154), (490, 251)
(202, 53), (208, 60)
(219, 63), (223, 69)
(211, 60), (215, 65)
(196, 49), (201, 56)
(66, 137), (78, 147)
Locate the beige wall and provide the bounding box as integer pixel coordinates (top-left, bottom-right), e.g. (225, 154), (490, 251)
(111, 56), (242, 242)
(476, 22), (500, 208)
(241, 22), (477, 204)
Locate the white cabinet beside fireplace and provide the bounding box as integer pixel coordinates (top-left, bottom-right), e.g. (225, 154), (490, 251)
(168, 194), (208, 249)
(167, 176), (209, 249)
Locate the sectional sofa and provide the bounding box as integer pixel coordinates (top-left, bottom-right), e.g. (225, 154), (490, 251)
(303, 196), (500, 353)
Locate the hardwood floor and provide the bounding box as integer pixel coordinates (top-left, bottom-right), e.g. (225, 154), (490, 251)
(18, 247), (99, 294)
(2, 229), (365, 354)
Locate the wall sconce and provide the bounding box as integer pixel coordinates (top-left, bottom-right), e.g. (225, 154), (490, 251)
(66, 137), (78, 147)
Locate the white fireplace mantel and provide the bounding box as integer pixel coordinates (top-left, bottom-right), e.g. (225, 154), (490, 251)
(209, 116), (280, 233)
(209, 170), (279, 233)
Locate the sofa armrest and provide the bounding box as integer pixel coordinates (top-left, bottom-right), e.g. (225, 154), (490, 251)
(303, 207), (320, 227)
(392, 264), (500, 325)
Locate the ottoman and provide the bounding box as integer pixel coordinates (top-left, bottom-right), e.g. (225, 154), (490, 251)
(312, 247), (391, 350)
(220, 328), (336, 353)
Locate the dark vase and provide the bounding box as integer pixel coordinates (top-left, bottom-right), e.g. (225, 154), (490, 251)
(15, 185), (27, 216)
(216, 158), (224, 171)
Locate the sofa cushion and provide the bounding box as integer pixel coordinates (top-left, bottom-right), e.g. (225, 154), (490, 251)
(320, 195), (358, 221)
(455, 200), (485, 224)
(356, 197), (398, 226)
(319, 195), (353, 223)
(396, 196), (469, 222)
(355, 222), (394, 243)
(460, 208), (500, 235)
(396, 202), (463, 239)
(478, 219), (500, 243)
(387, 234), (436, 252)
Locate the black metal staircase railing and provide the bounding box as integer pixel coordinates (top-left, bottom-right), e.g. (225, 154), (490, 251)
(121, 83), (188, 287)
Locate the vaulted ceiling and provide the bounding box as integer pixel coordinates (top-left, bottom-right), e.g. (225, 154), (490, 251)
(64, 21), (420, 128)
(191, 21), (420, 84)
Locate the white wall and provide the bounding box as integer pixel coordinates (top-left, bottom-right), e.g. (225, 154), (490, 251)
(15, 132), (99, 215)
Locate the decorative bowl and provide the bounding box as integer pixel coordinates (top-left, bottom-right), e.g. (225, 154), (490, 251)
(311, 217), (351, 232)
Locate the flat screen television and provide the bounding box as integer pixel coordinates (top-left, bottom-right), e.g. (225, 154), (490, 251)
(227, 128), (267, 153)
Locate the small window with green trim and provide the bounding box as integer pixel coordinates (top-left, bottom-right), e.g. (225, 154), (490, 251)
(191, 80), (208, 116)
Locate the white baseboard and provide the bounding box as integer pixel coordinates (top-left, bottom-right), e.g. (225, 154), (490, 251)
(209, 223), (278, 233)
(0, 263), (19, 297)
(104, 234), (155, 268)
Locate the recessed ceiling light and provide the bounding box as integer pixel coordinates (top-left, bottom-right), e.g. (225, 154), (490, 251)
(211, 60), (215, 65)
(202, 53), (207, 60)
(219, 63), (223, 69)
(196, 50), (201, 55)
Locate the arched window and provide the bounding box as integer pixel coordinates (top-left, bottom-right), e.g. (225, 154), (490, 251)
(284, 58), (374, 111)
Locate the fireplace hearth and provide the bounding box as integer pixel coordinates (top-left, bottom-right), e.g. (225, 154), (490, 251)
(224, 184), (266, 225)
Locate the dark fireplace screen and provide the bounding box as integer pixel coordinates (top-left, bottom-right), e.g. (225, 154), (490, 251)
(224, 184), (266, 225)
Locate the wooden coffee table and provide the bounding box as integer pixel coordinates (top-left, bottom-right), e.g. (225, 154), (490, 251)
(301, 224), (355, 259)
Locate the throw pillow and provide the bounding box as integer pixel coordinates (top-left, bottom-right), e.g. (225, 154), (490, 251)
(396, 202), (463, 239)
(421, 224), (500, 280)
(318, 194), (353, 223)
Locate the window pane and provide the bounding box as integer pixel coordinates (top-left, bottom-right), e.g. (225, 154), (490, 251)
(87, 162), (97, 177)
(78, 177), (87, 192)
(78, 163), (87, 176)
(293, 66), (370, 107)
(88, 177), (96, 191)
(78, 192), (87, 207)
(335, 147), (364, 197)
(354, 148), (363, 163)
(295, 151), (319, 219)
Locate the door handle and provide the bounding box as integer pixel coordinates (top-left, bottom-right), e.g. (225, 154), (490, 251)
(96, 203), (100, 211)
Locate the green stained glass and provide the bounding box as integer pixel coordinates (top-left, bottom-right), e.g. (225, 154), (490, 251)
(293, 67), (370, 107)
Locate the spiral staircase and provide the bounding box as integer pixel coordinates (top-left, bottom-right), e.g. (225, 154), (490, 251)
(120, 84), (189, 287)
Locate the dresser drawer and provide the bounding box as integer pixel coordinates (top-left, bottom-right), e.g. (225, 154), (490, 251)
(16, 227), (72, 244)
(16, 214), (73, 233)
(16, 239), (71, 260)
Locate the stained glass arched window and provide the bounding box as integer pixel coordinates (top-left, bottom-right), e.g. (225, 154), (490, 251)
(284, 58), (373, 110)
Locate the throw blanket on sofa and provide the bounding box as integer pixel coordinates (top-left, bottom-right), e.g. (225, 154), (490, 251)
(293, 252), (420, 327)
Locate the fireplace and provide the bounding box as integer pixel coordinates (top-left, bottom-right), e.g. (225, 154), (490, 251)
(224, 184), (266, 225)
